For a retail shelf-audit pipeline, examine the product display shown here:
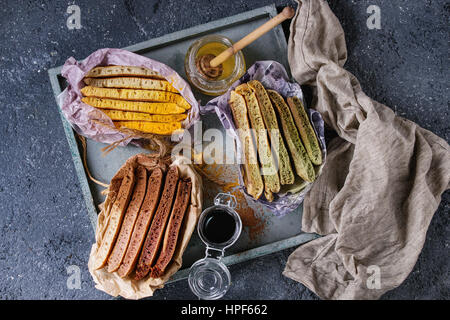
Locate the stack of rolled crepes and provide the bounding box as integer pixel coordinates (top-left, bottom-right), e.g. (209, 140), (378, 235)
(88, 154), (202, 298)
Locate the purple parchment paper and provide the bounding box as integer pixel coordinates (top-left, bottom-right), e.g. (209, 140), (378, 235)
(58, 48), (200, 146)
(201, 61), (327, 217)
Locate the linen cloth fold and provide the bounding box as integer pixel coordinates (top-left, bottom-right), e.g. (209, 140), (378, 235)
(283, 0), (450, 300)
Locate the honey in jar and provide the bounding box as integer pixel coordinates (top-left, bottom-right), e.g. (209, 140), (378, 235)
(185, 35), (246, 96)
(195, 42), (236, 81)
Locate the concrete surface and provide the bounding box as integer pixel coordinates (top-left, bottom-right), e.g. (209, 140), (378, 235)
(0, 0), (448, 300)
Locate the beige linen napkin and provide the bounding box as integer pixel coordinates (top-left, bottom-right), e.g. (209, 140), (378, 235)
(283, 0), (450, 300)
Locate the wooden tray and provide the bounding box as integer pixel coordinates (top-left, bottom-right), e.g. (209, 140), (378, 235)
(48, 4), (318, 283)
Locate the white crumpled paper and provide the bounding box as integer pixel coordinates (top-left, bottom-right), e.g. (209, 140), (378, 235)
(59, 48), (200, 146)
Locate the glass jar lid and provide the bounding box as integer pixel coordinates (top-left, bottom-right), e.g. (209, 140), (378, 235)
(188, 258), (231, 300)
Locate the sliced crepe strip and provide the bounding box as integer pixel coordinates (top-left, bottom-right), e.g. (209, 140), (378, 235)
(106, 166), (147, 272)
(229, 90), (264, 200)
(114, 121), (182, 135)
(81, 86), (191, 110)
(82, 97), (186, 115)
(150, 178), (192, 278)
(287, 96), (322, 165)
(134, 166), (179, 280)
(117, 168), (164, 278)
(235, 83), (280, 202)
(101, 110), (186, 123)
(86, 65), (165, 79)
(84, 77), (179, 93)
(93, 167), (136, 270)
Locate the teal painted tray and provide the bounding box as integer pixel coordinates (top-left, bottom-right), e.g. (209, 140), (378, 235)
(48, 4), (318, 284)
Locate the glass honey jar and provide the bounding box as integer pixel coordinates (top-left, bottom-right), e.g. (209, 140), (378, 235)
(184, 35), (246, 96)
(188, 193), (242, 300)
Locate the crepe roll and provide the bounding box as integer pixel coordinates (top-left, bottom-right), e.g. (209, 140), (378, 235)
(267, 90), (315, 183)
(81, 86), (191, 110)
(86, 65), (164, 79)
(84, 77), (178, 93)
(287, 96), (322, 166)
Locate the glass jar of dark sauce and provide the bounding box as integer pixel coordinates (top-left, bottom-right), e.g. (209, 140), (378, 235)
(188, 193), (242, 300)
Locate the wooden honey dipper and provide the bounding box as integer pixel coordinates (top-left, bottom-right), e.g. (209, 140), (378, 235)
(196, 6), (296, 80)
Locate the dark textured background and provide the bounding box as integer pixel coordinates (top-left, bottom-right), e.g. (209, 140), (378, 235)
(0, 0), (448, 300)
